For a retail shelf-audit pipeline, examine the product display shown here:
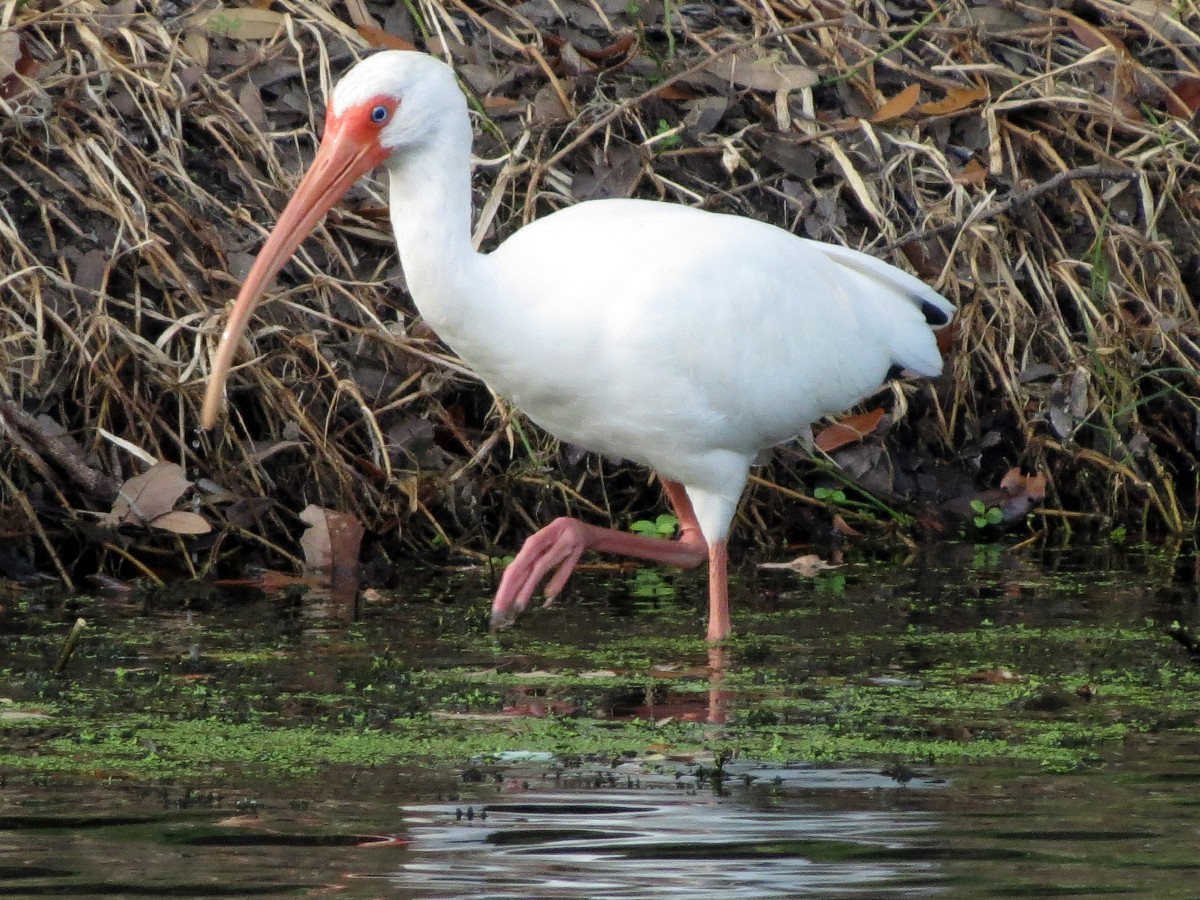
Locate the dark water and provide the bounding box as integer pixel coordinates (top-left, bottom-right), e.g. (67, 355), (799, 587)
(5, 751), (1200, 898)
(3, 543), (1200, 897)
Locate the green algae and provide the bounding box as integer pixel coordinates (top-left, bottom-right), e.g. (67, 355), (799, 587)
(2, 543), (1198, 783)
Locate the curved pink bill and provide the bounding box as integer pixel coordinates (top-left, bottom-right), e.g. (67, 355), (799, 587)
(201, 111), (389, 429)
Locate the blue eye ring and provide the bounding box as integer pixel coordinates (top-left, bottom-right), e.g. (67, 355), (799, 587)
(370, 104), (390, 124)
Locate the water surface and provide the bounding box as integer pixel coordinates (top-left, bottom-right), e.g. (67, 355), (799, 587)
(3, 542), (1199, 896)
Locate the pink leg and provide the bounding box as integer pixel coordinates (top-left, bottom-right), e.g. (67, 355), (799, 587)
(490, 478), (708, 630)
(706, 540), (731, 643)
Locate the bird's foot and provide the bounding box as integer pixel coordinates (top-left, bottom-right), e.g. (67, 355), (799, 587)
(489, 515), (709, 631)
(490, 517), (590, 630)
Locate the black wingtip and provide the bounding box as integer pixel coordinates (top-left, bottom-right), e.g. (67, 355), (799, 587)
(920, 298), (951, 327)
(885, 364), (906, 382)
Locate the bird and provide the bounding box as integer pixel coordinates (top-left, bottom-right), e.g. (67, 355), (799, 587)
(201, 50), (954, 643)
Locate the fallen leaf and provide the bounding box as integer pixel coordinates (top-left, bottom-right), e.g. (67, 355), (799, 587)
(361, 587), (387, 604)
(999, 467), (1047, 505)
(150, 510), (212, 535)
(483, 95), (520, 114)
(357, 25), (418, 51)
(956, 5), (1030, 33)
(1066, 17), (1123, 53)
(656, 84), (701, 101)
(707, 51), (817, 93)
(953, 158), (989, 187)
(936, 319), (958, 355)
(0, 30), (39, 100)
(576, 34), (635, 63)
(1169, 75), (1200, 116)
(180, 29), (209, 66)
(814, 408), (885, 453)
(964, 667), (1022, 684)
(832, 514), (862, 538)
(237, 80), (265, 129)
(871, 84), (920, 123)
(759, 554), (840, 577)
(108, 462), (192, 525)
(201, 7), (287, 41)
(299, 505), (364, 572)
(919, 84), (989, 116)
(572, 146), (643, 201)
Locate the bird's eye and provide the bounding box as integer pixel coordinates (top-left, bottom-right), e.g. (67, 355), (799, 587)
(370, 104), (390, 124)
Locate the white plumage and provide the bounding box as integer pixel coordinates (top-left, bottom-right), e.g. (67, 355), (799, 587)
(203, 51), (954, 642)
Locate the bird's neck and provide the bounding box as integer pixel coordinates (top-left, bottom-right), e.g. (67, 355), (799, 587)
(385, 136), (487, 334)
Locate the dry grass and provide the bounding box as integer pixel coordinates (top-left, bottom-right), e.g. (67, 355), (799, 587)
(2, 0), (1200, 583)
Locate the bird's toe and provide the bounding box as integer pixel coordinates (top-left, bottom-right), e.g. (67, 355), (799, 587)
(488, 607), (514, 631)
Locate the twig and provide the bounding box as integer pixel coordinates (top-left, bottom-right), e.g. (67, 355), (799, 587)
(820, 1), (950, 87)
(536, 17), (844, 175)
(0, 393), (121, 502)
(0, 467), (75, 590)
(53, 618), (87, 675)
(880, 165), (1139, 253)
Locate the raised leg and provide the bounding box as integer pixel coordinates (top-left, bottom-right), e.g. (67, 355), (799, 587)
(490, 478), (709, 629)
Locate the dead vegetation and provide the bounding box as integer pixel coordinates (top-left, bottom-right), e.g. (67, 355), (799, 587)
(2, 0), (1200, 585)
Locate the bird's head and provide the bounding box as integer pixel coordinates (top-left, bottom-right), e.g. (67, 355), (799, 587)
(329, 50), (466, 155)
(200, 51), (464, 429)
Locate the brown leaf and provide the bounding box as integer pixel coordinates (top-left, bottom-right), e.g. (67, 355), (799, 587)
(936, 319), (958, 355)
(871, 84), (920, 123)
(149, 510), (212, 535)
(956, 6), (1029, 33)
(1066, 17), (1122, 53)
(1169, 76), (1200, 116)
(576, 35), (635, 63)
(483, 95), (520, 114)
(758, 554), (840, 577)
(919, 84), (989, 116)
(252, 569), (325, 592)
(994, 468), (1048, 523)
(999, 468), (1048, 503)
(832, 514), (862, 538)
(109, 463), (192, 525)
(0, 31), (40, 100)
(814, 408), (885, 453)
(953, 158), (989, 187)
(572, 146), (643, 202)
(357, 25), (418, 51)
(237, 80), (265, 129)
(657, 84), (701, 101)
(299, 505), (364, 573)
(707, 51), (817, 93)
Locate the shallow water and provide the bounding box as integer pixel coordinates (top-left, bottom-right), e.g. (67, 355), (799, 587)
(5, 749), (1200, 898)
(3, 542), (1200, 896)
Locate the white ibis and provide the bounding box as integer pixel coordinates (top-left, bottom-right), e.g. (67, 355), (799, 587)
(202, 50), (954, 643)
